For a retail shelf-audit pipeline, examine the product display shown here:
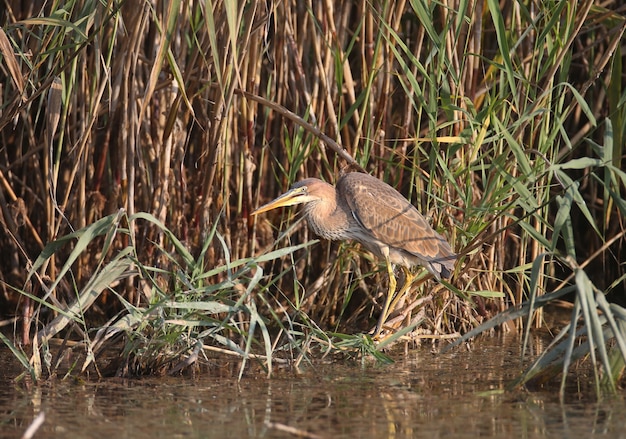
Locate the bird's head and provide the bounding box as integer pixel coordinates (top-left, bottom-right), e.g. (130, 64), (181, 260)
(251, 179), (324, 216)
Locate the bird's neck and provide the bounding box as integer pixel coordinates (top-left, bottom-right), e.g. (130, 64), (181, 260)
(304, 194), (353, 241)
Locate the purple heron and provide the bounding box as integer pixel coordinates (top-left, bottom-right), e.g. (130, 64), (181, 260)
(252, 172), (456, 335)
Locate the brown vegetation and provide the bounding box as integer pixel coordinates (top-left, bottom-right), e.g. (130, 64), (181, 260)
(0, 1), (625, 385)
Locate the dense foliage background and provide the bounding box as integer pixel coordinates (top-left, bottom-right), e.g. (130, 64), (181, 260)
(0, 0), (625, 388)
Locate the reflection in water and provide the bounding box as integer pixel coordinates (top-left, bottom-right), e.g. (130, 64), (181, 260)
(0, 334), (623, 439)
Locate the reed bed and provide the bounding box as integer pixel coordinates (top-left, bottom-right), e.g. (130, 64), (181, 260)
(0, 0), (625, 395)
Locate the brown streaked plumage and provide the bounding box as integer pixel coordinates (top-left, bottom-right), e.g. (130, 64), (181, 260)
(252, 172), (456, 335)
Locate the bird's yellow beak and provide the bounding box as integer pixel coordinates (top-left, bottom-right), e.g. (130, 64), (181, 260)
(251, 186), (309, 215)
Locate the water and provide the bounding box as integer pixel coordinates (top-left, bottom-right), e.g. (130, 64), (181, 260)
(1, 335), (625, 438)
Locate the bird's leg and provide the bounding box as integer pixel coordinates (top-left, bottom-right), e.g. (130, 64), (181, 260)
(374, 267), (419, 336)
(388, 267), (416, 315)
(374, 256), (397, 336)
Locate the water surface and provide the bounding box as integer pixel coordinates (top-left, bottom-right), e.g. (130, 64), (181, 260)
(1, 335), (624, 438)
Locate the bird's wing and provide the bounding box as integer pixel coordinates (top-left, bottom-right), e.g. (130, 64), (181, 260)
(338, 173), (455, 269)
